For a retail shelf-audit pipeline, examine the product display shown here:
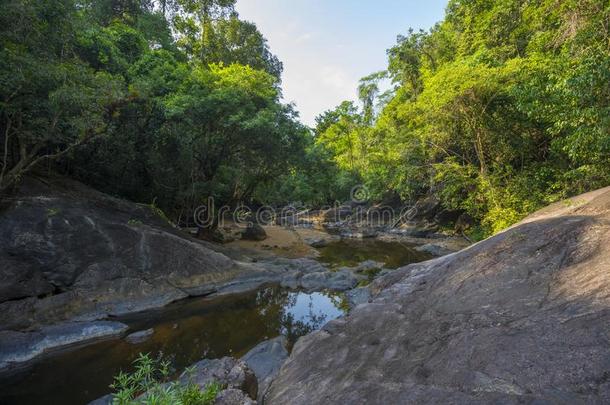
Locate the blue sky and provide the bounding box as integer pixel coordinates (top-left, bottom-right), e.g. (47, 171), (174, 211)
(236, 0), (448, 126)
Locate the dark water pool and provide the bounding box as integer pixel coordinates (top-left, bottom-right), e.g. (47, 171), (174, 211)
(0, 286), (346, 405)
(316, 239), (432, 269)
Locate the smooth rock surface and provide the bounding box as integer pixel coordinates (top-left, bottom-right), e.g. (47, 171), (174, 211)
(299, 269), (358, 292)
(414, 243), (454, 257)
(0, 177), (240, 332)
(124, 328), (154, 344)
(0, 178), (356, 367)
(345, 287), (371, 309)
(0, 321), (128, 371)
(241, 336), (288, 401)
(266, 187), (610, 404)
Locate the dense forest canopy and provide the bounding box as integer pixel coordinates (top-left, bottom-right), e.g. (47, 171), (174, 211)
(0, 0), (307, 224)
(296, 0), (610, 237)
(1, 0), (609, 237)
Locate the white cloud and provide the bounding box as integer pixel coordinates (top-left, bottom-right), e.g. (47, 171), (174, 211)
(235, 0), (446, 126)
(236, 1), (362, 125)
(294, 32), (314, 44)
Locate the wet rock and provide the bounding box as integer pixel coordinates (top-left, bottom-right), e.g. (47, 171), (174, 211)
(125, 328), (154, 344)
(0, 177), (240, 332)
(378, 268), (393, 277)
(347, 228), (378, 238)
(0, 321), (128, 371)
(303, 237), (328, 248)
(241, 336), (288, 401)
(241, 223), (267, 241)
(354, 260), (384, 273)
(267, 187), (610, 404)
(182, 357), (257, 400)
(415, 243), (454, 257)
(300, 269), (358, 292)
(345, 287), (371, 309)
(279, 271), (300, 289)
(215, 388), (256, 405)
(397, 223), (439, 238)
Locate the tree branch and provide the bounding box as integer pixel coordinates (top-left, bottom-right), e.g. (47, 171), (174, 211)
(0, 117), (12, 186)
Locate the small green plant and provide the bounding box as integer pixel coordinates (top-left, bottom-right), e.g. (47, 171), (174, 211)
(110, 353), (221, 405)
(46, 208), (60, 217)
(149, 198), (174, 227)
(464, 225), (487, 242)
(357, 279), (371, 288)
(128, 219), (143, 226)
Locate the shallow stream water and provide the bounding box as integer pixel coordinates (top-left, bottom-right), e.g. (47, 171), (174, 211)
(317, 239), (431, 268)
(0, 239), (432, 404)
(0, 287), (345, 405)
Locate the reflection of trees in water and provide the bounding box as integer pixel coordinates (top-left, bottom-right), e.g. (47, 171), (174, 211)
(253, 286), (336, 344)
(279, 299), (328, 344)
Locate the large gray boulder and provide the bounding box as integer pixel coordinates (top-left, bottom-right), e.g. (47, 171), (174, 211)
(0, 176), (241, 332)
(266, 187), (610, 404)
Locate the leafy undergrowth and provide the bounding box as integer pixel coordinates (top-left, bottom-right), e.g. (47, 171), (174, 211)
(110, 353), (221, 405)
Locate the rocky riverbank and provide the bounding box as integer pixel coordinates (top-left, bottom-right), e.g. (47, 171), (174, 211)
(89, 336), (289, 405)
(0, 176), (451, 372)
(265, 187), (610, 403)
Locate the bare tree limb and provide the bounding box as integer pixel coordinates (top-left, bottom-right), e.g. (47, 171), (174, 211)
(0, 117), (12, 186)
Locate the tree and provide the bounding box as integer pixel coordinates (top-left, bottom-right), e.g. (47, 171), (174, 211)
(0, 0), (124, 193)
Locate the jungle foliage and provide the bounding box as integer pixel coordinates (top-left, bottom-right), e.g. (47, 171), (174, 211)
(1, 0), (609, 235)
(0, 0), (308, 224)
(300, 0), (610, 236)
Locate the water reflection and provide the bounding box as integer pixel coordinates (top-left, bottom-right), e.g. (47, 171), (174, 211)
(0, 286), (346, 405)
(316, 239), (432, 269)
(277, 290), (344, 344)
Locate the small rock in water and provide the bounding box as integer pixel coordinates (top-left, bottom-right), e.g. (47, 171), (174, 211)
(415, 243), (453, 257)
(355, 260), (385, 273)
(355, 228), (378, 238)
(304, 237), (328, 248)
(300, 269), (358, 291)
(125, 328), (154, 344)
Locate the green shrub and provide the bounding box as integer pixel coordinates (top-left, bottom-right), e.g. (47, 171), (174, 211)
(110, 353), (221, 405)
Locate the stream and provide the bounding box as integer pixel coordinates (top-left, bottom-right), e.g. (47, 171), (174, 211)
(0, 239), (431, 405)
